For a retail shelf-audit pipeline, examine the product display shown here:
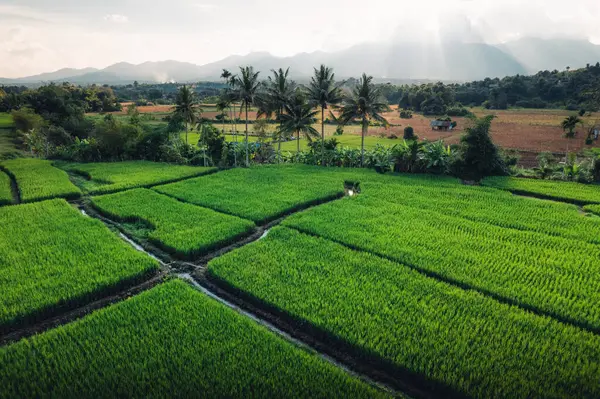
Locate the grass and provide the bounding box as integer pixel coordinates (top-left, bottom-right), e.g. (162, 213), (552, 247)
(0, 280), (388, 399)
(154, 165), (348, 224)
(59, 161), (216, 195)
(282, 181), (600, 332)
(0, 171), (12, 206)
(0, 158), (81, 203)
(0, 113), (13, 129)
(584, 204), (600, 215)
(0, 199), (158, 331)
(208, 226), (600, 399)
(91, 189), (256, 259)
(482, 176), (600, 205)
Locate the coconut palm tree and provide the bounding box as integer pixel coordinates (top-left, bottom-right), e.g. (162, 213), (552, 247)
(234, 66), (261, 167)
(259, 68), (297, 161)
(561, 115), (583, 138)
(338, 74), (390, 167)
(279, 91), (320, 153)
(173, 85), (202, 145)
(216, 97), (229, 134)
(306, 65), (343, 166)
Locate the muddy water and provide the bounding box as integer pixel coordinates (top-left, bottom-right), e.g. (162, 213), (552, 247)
(119, 232), (161, 262)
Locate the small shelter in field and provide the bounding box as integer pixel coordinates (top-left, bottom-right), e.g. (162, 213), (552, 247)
(430, 120), (453, 131)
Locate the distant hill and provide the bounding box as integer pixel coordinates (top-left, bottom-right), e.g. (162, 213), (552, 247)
(2, 38), (599, 84)
(0, 67), (98, 84)
(499, 38), (600, 73)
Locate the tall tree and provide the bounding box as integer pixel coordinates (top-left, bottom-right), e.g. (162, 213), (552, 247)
(173, 85), (201, 145)
(234, 66), (261, 167)
(221, 69), (239, 167)
(338, 73), (390, 167)
(279, 91), (319, 153)
(260, 68), (297, 161)
(306, 65), (343, 166)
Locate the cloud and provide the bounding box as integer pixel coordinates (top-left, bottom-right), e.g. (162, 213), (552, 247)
(104, 14), (129, 23)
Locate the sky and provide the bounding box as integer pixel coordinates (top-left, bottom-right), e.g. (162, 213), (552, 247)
(1, 0), (599, 78)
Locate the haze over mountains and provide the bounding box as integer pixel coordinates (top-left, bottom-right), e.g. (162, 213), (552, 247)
(2, 38), (600, 85)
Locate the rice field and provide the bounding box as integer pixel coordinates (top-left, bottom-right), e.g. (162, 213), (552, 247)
(0, 158), (81, 203)
(0, 199), (158, 331)
(91, 188), (256, 259)
(0, 280), (387, 399)
(59, 161), (216, 195)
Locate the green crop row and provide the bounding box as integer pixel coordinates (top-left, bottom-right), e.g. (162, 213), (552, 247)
(59, 161), (216, 195)
(283, 195), (600, 332)
(0, 158), (81, 203)
(584, 204), (600, 216)
(91, 189), (256, 259)
(154, 165), (348, 224)
(0, 171), (12, 205)
(482, 176), (600, 204)
(0, 280), (387, 399)
(208, 226), (600, 399)
(0, 199), (159, 331)
(364, 179), (600, 245)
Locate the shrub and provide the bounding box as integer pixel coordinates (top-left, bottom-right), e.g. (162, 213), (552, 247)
(399, 110), (413, 119)
(403, 125), (415, 140)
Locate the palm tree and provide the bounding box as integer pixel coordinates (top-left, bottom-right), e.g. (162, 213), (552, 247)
(306, 65), (343, 166)
(279, 91), (320, 153)
(260, 68), (297, 161)
(338, 74), (390, 167)
(174, 85), (202, 145)
(234, 66), (261, 167)
(216, 97), (229, 134)
(561, 115), (583, 138)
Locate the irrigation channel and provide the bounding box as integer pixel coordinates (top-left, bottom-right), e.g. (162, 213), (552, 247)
(0, 186), (427, 399)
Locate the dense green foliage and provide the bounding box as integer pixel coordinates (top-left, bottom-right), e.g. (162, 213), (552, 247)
(387, 63), (600, 111)
(209, 227), (600, 399)
(154, 165), (346, 223)
(584, 204), (600, 215)
(483, 176), (600, 204)
(0, 280), (386, 399)
(0, 158), (81, 202)
(283, 183), (600, 331)
(91, 189), (255, 259)
(60, 161), (215, 194)
(452, 115), (507, 181)
(0, 171), (12, 205)
(0, 199), (158, 331)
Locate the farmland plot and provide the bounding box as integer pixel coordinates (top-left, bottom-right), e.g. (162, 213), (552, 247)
(283, 192), (600, 331)
(154, 165), (348, 224)
(482, 176), (600, 204)
(0, 158), (81, 203)
(364, 178), (600, 244)
(60, 161), (216, 195)
(208, 227), (600, 399)
(0, 280), (387, 399)
(0, 171), (12, 205)
(0, 199), (158, 331)
(91, 188), (256, 259)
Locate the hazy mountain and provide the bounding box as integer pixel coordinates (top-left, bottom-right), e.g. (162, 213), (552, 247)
(2, 38), (599, 84)
(0, 67), (98, 84)
(499, 38), (600, 73)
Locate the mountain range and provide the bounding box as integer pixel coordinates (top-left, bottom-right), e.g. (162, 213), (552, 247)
(2, 38), (600, 85)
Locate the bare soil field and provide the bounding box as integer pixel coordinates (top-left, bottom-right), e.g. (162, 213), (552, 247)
(110, 104), (599, 154)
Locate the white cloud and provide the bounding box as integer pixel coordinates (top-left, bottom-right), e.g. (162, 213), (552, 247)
(103, 14), (129, 23)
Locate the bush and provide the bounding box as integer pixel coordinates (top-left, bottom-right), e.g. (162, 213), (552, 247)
(446, 107), (472, 117)
(399, 110), (413, 119)
(403, 126), (415, 140)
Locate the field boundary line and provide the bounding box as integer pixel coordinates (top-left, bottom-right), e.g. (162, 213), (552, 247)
(63, 165), (224, 197)
(0, 271), (168, 346)
(195, 271), (462, 399)
(285, 225), (600, 336)
(0, 165), (20, 205)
